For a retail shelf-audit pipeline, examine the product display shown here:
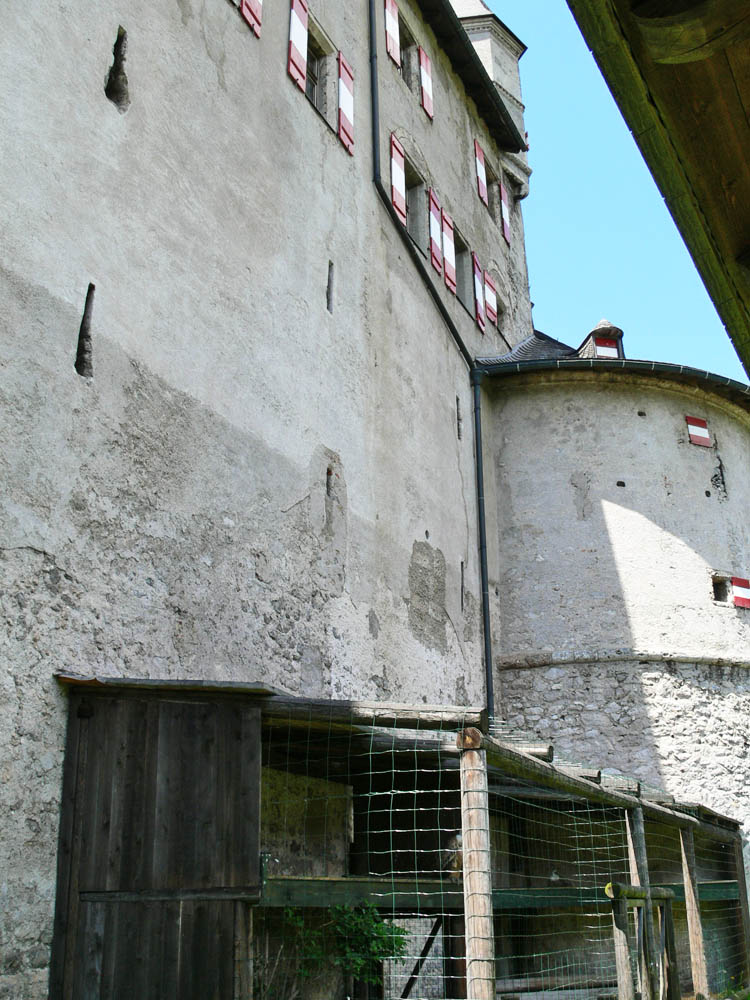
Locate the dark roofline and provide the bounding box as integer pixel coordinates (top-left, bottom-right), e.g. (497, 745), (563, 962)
(415, 0), (526, 152)
(475, 356), (750, 413)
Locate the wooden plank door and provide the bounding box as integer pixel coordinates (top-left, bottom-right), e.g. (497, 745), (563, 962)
(50, 690), (261, 999)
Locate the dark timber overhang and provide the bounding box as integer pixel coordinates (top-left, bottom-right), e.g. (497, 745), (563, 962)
(565, 0), (750, 376)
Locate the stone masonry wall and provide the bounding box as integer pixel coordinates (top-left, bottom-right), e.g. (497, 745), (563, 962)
(499, 658), (750, 872)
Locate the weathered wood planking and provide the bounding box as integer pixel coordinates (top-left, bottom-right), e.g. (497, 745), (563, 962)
(680, 828), (710, 998)
(50, 689), (261, 999)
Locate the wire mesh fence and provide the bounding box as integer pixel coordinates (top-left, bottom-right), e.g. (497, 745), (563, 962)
(248, 701), (749, 1000)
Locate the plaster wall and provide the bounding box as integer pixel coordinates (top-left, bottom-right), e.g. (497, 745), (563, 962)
(485, 373), (750, 661)
(0, 0), (532, 992)
(486, 371), (750, 877)
(378, 0), (533, 344)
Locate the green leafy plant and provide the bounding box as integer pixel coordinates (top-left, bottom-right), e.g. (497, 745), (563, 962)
(254, 902), (408, 998)
(328, 901), (408, 984)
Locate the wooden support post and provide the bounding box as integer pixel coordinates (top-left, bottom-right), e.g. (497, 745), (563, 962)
(458, 728), (495, 1000)
(680, 828), (709, 998)
(611, 897), (636, 1000)
(234, 903), (253, 1000)
(733, 835), (750, 973)
(662, 899), (681, 1000)
(627, 807), (660, 1000)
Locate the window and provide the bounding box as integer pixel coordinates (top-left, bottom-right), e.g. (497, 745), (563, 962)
(486, 163), (500, 222)
(305, 20), (336, 125)
(405, 158), (428, 254)
(398, 15), (419, 93)
(454, 228), (473, 313)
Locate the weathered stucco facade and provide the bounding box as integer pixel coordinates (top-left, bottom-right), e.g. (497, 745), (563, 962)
(1, 0), (531, 994)
(484, 368), (750, 862)
(3, 0), (750, 996)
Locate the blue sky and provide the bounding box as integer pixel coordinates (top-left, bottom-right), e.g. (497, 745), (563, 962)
(488, 0), (747, 383)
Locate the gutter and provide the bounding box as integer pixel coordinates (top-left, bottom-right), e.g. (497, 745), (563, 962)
(474, 356), (750, 413)
(368, 0), (494, 720)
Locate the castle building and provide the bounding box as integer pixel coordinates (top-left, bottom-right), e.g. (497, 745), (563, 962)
(1, 0), (749, 996)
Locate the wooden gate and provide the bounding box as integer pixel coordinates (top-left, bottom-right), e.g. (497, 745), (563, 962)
(50, 687), (261, 999)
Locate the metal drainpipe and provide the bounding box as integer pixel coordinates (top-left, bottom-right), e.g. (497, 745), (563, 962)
(367, 0), (495, 721)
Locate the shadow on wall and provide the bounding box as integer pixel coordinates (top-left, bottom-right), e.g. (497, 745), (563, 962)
(488, 379), (750, 872)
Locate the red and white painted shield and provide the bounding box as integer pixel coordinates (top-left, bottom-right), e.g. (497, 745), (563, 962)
(594, 337), (618, 359)
(685, 415), (711, 447)
(732, 577), (750, 609)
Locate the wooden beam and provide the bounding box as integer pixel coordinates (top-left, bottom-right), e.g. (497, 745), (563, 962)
(495, 975), (617, 992)
(632, 0), (750, 64)
(400, 916), (442, 999)
(605, 882), (674, 901)
(262, 698), (489, 733)
(680, 829), (709, 998)
(459, 729), (495, 1000)
(476, 730), (712, 831)
(627, 808), (660, 1000)
(662, 898), (682, 1000)
(612, 896), (637, 1000)
(261, 876), (463, 911)
(256, 876), (739, 910)
(557, 765), (601, 783)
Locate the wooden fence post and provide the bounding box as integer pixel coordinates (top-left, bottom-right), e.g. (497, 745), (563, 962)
(611, 896), (636, 1000)
(733, 835), (750, 974)
(458, 728), (495, 1000)
(626, 807), (659, 1000)
(680, 828), (709, 998)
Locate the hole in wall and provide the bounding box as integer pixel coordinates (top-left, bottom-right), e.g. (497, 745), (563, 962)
(326, 261), (334, 313)
(456, 395), (462, 440)
(105, 27), (130, 113)
(637, 410), (646, 417)
(74, 283), (95, 378)
(705, 490), (711, 497)
(326, 466), (333, 496)
(616, 481), (626, 488)
(424, 530), (429, 540)
(712, 576), (730, 603)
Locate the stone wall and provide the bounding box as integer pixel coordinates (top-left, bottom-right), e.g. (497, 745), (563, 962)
(498, 657), (750, 872)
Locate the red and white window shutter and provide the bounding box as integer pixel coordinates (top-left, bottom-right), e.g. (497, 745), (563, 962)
(385, 0), (400, 65)
(442, 211), (456, 293)
(474, 141), (488, 206)
(484, 272), (498, 326)
(685, 415), (711, 447)
(428, 189), (442, 274)
(240, 0), (263, 37)
(391, 134), (407, 225)
(338, 53), (354, 155)
(288, 0), (308, 90)
(419, 48), (433, 118)
(594, 337), (619, 359)
(732, 577), (750, 609)
(472, 253), (486, 332)
(500, 181), (511, 245)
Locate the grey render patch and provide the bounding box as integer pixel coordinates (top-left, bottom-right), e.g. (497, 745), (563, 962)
(368, 609), (380, 638)
(569, 470), (592, 521)
(408, 540), (447, 653)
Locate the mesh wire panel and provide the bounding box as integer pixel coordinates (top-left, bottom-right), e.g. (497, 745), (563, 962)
(248, 704), (748, 1000)
(488, 776), (629, 1000)
(254, 706), (468, 999)
(694, 833), (747, 996)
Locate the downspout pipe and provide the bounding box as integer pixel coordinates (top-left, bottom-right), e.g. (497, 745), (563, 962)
(368, 0), (495, 720)
(471, 369), (494, 719)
